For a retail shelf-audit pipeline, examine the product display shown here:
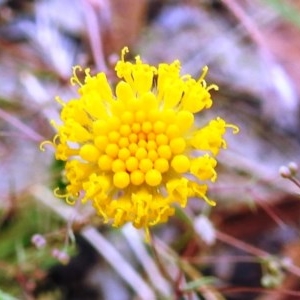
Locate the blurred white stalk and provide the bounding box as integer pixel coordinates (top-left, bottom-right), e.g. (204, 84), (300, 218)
(82, 227), (156, 300)
(122, 224), (171, 297)
(20, 72), (60, 124)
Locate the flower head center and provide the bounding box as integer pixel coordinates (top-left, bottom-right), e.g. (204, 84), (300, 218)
(87, 105), (190, 189)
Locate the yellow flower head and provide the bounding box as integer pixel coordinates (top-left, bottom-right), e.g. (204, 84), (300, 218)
(43, 47), (238, 230)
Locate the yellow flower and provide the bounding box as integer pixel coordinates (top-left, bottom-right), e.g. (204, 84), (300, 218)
(42, 47), (238, 231)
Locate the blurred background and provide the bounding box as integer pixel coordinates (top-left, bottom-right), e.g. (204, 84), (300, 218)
(0, 0), (300, 299)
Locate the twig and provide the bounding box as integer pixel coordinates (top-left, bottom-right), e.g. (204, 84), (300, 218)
(0, 108), (44, 142)
(220, 0), (267, 50)
(219, 286), (300, 297)
(216, 230), (269, 257)
(81, 0), (109, 72)
(289, 177), (300, 189)
(216, 230), (300, 278)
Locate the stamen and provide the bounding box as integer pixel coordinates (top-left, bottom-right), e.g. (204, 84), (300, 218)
(50, 120), (59, 130)
(54, 187), (72, 201)
(135, 55), (142, 64)
(207, 84), (219, 91)
(149, 206), (167, 226)
(53, 134), (60, 145)
(39, 140), (54, 151)
(84, 68), (91, 79)
(55, 96), (66, 107)
(65, 197), (76, 205)
(121, 47), (129, 62)
(202, 194), (216, 207)
(211, 169), (217, 182)
(198, 65), (208, 83)
(70, 65), (83, 86)
(226, 123), (240, 134)
(93, 201), (109, 223)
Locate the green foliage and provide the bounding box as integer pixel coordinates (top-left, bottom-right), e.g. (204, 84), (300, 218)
(0, 199), (67, 296)
(260, 256), (284, 288)
(0, 289), (18, 300)
(266, 0), (300, 28)
(50, 159), (67, 191)
(181, 277), (216, 292)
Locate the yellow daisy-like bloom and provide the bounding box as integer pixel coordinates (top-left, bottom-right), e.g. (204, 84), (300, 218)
(43, 47), (238, 231)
